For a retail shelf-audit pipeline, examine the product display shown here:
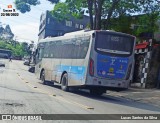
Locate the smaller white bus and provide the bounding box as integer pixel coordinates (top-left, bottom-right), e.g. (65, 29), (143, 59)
(35, 30), (136, 95)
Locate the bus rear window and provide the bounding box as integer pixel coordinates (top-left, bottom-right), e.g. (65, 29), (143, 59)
(95, 32), (134, 55)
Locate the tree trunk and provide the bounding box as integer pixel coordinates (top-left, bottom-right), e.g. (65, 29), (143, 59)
(95, 0), (104, 29)
(94, 0), (97, 29)
(87, 0), (93, 29)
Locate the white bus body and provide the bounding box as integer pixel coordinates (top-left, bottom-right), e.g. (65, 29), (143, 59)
(35, 30), (136, 95)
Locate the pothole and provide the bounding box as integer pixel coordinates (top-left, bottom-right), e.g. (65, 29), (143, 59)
(4, 103), (24, 107)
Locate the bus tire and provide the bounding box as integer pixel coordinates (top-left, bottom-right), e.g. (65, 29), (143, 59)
(90, 88), (105, 96)
(41, 70), (47, 85)
(61, 73), (69, 91)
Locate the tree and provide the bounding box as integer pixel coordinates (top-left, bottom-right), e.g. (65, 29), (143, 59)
(14, 0), (60, 13)
(0, 39), (29, 57)
(51, 2), (70, 21)
(14, 0), (160, 30)
(134, 13), (159, 37)
(65, 0), (160, 30)
(93, 0), (105, 29)
(47, 0), (59, 4)
(14, 0), (40, 13)
(21, 42), (29, 52)
(102, 0), (121, 29)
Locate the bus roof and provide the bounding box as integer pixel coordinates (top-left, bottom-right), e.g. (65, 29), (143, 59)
(63, 29), (134, 37)
(64, 29), (94, 36)
(38, 30), (135, 43)
(39, 30), (94, 43)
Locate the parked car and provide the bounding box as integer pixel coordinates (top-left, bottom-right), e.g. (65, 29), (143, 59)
(0, 61), (5, 67)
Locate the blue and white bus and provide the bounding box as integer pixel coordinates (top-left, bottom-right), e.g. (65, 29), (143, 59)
(35, 30), (136, 95)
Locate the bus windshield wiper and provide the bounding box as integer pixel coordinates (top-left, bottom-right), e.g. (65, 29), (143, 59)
(97, 48), (130, 54)
(116, 51), (130, 54)
(97, 48), (119, 53)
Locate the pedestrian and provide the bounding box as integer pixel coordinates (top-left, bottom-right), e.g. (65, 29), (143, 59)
(9, 56), (12, 62)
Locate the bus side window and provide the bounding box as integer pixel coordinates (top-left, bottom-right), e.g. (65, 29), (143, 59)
(61, 39), (75, 59)
(50, 42), (54, 58)
(72, 39), (77, 59)
(75, 39), (82, 59)
(44, 42), (50, 58)
(38, 49), (42, 59)
(55, 41), (62, 58)
(75, 37), (90, 59)
(81, 37), (90, 58)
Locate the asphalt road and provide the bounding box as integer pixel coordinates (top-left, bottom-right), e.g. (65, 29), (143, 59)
(0, 60), (160, 123)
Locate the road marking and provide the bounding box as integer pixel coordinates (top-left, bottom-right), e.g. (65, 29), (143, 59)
(17, 73), (94, 110)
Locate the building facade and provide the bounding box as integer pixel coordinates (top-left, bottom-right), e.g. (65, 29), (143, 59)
(38, 10), (90, 40)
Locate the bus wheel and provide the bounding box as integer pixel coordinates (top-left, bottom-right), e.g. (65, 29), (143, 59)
(90, 88), (104, 96)
(41, 70), (47, 85)
(61, 73), (69, 91)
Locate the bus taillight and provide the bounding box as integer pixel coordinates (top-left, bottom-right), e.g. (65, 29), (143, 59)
(89, 58), (94, 76)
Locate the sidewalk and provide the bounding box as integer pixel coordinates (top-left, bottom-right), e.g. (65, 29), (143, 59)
(108, 88), (160, 107)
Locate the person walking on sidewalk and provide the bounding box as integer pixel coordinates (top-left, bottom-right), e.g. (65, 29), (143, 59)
(9, 56), (12, 62)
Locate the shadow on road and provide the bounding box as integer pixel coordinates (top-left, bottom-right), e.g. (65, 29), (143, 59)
(45, 82), (160, 112)
(75, 90), (160, 112)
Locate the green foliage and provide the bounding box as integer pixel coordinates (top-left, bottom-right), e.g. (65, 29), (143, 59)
(47, 0), (60, 4)
(113, 0), (160, 16)
(50, 0), (85, 22)
(134, 13), (159, 36)
(66, 0), (87, 14)
(0, 40), (29, 57)
(14, 0), (60, 13)
(107, 0), (140, 17)
(14, 0), (40, 13)
(14, 0), (160, 32)
(51, 3), (70, 21)
(108, 15), (133, 33)
(108, 13), (159, 38)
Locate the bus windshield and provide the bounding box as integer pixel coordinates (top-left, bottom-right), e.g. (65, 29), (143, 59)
(95, 32), (134, 55)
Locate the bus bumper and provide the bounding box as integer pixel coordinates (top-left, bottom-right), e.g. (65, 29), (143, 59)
(85, 76), (130, 91)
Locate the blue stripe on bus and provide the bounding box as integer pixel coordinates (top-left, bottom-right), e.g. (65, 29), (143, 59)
(56, 65), (86, 80)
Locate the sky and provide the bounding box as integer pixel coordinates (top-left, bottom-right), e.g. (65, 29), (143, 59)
(0, 0), (55, 44)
